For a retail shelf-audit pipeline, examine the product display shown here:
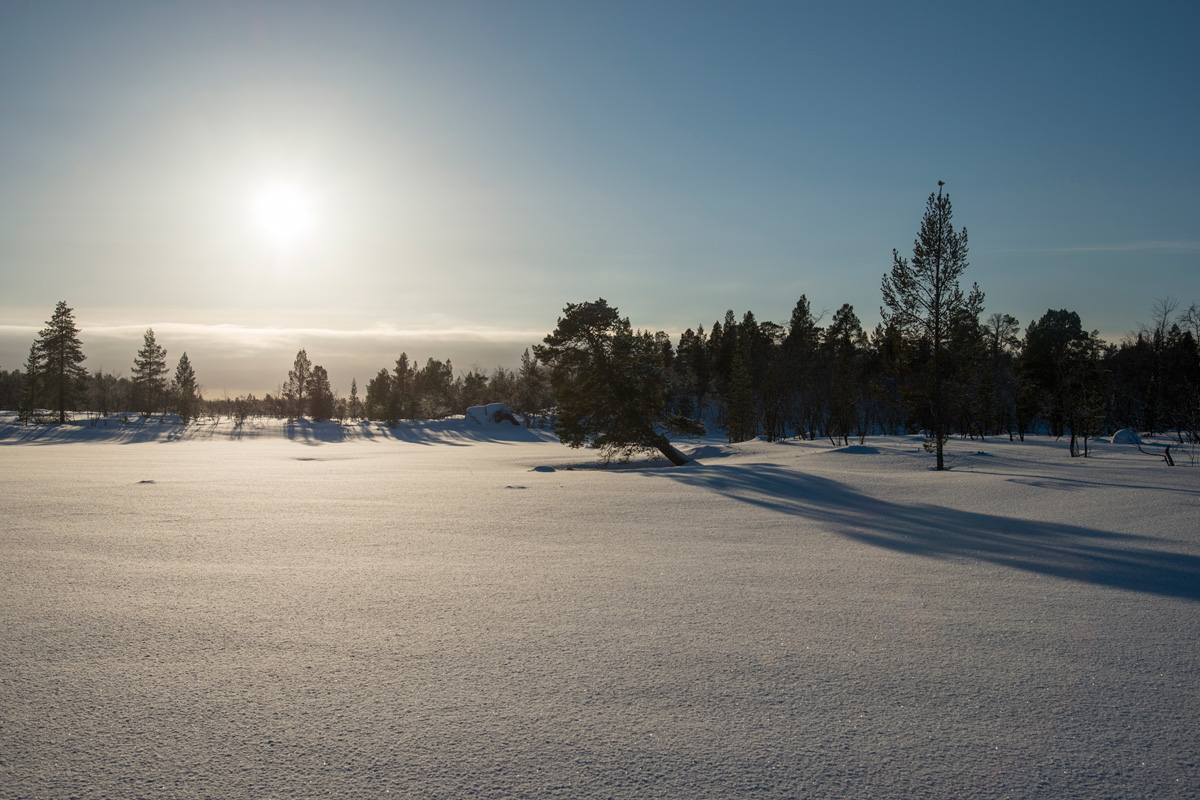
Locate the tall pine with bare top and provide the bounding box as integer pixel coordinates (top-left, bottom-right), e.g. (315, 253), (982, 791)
(882, 183), (983, 470)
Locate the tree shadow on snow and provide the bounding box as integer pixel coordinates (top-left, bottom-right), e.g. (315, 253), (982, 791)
(660, 462), (1200, 602)
(285, 420), (348, 445)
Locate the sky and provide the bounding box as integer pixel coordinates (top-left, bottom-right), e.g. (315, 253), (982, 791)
(1, 1), (1197, 396)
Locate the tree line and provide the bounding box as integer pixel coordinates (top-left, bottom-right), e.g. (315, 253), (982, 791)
(6, 295), (1197, 453)
(5, 188), (1199, 465)
(3, 301), (554, 428)
(532, 186), (1200, 467)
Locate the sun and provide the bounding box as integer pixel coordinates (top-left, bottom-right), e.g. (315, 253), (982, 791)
(250, 182), (316, 251)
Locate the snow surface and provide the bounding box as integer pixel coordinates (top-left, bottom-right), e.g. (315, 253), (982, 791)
(1113, 429), (1143, 445)
(466, 404), (519, 426)
(1, 415), (1198, 799)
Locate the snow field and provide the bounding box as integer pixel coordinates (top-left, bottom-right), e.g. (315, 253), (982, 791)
(1, 422), (1198, 799)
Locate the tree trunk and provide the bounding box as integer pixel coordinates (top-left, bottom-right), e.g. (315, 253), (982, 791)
(651, 434), (691, 466)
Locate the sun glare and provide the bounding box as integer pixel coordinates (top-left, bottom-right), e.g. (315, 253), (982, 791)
(250, 182), (316, 251)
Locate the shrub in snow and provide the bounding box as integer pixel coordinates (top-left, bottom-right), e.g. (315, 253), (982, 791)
(1112, 429), (1142, 445)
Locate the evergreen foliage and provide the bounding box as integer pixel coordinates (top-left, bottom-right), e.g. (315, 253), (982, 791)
(131, 328), (169, 416)
(881, 184), (983, 469)
(307, 364), (335, 421)
(171, 353), (200, 423)
(1021, 309), (1089, 437)
(365, 369), (392, 421)
(533, 299), (705, 466)
(284, 349), (312, 418)
(6, 288), (1197, 459)
(348, 378), (363, 420)
(27, 301), (88, 423)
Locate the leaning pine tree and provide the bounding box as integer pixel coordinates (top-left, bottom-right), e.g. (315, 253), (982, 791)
(534, 299), (705, 466)
(882, 182), (984, 470)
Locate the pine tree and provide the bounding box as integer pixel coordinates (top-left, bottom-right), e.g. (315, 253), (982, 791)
(516, 348), (547, 425)
(1021, 309), (1089, 437)
(172, 352), (199, 424)
(285, 349), (312, 418)
(32, 301), (88, 423)
(18, 342), (43, 424)
(783, 296), (824, 439)
(882, 183), (983, 469)
(307, 364), (335, 421)
(725, 343), (756, 443)
(131, 328), (169, 416)
(824, 303), (865, 445)
(365, 369), (392, 421)
(390, 353), (414, 423)
(348, 378), (363, 420)
(534, 299), (704, 466)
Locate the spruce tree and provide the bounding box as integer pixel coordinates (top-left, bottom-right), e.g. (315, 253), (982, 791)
(32, 301), (88, 423)
(882, 183), (983, 469)
(131, 328), (169, 416)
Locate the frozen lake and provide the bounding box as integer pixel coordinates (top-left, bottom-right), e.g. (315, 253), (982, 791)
(2, 419), (1198, 798)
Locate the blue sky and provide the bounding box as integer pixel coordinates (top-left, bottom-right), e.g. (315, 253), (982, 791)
(1, 1), (1197, 395)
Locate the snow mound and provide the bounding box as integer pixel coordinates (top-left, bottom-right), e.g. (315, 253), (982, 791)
(1112, 429), (1142, 444)
(466, 403), (519, 426)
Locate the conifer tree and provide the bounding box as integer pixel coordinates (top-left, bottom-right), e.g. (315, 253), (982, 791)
(348, 378), (363, 420)
(131, 328), (169, 415)
(285, 349), (312, 418)
(783, 296), (824, 439)
(515, 348), (548, 424)
(824, 304), (865, 445)
(18, 343), (43, 424)
(725, 344), (756, 443)
(364, 369), (392, 421)
(31, 301), (88, 423)
(171, 352), (199, 423)
(534, 299), (704, 466)
(307, 364), (335, 421)
(882, 183), (983, 469)
(389, 353), (414, 423)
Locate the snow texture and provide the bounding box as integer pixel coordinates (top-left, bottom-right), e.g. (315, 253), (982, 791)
(1, 415), (1198, 799)
(1113, 429), (1143, 445)
(466, 403), (519, 426)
